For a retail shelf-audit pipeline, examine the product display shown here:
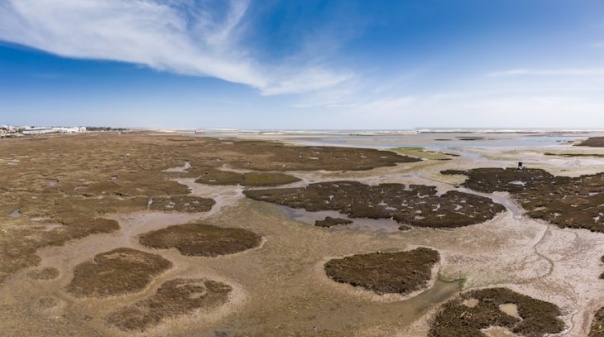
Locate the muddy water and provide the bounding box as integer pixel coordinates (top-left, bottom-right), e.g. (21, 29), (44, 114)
(285, 207), (402, 233)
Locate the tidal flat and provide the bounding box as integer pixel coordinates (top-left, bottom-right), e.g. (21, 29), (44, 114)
(2, 131), (604, 336)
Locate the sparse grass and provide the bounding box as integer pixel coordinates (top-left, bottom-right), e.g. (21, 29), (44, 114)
(314, 217), (353, 228)
(66, 248), (172, 297)
(139, 223), (262, 257)
(446, 167), (604, 233)
(324, 247), (439, 295)
(27, 267), (59, 280)
(105, 278), (232, 331)
(245, 181), (505, 228)
(428, 287), (564, 337)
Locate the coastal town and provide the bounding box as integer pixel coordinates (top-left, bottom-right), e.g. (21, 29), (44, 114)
(0, 125), (87, 137)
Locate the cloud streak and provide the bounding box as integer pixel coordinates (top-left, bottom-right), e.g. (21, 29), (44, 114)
(488, 68), (604, 77)
(0, 0), (350, 95)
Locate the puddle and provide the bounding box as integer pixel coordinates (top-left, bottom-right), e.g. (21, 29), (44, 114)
(48, 180), (58, 187)
(164, 161), (191, 173)
(9, 209), (21, 218)
(284, 207), (402, 233)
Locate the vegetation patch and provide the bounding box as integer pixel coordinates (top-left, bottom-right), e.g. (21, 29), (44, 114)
(589, 306), (604, 337)
(0, 133), (415, 282)
(105, 278), (231, 331)
(428, 287), (564, 337)
(576, 137), (604, 147)
(195, 168), (300, 186)
(66, 248), (172, 297)
(139, 223), (262, 257)
(444, 167), (604, 232)
(544, 152), (604, 158)
(245, 181), (505, 228)
(324, 247), (439, 295)
(27, 267), (59, 280)
(314, 217), (353, 228)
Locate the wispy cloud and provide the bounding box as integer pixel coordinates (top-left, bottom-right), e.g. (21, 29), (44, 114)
(0, 0), (351, 95)
(488, 68), (604, 77)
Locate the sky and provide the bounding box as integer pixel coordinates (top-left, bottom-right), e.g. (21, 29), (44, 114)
(1, 0), (604, 129)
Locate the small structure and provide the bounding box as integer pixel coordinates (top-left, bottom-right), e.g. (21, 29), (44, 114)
(517, 162), (524, 170)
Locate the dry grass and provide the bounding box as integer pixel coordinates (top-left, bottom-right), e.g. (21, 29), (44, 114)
(428, 287), (564, 337)
(66, 248), (172, 297)
(139, 223), (262, 257)
(245, 181), (505, 228)
(324, 247), (439, 295)
(105, 278), (232, 331)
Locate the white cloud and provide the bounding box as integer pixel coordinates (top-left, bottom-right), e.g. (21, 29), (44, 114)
(488, 68), (604, 77)
(0, 0), (351, 95)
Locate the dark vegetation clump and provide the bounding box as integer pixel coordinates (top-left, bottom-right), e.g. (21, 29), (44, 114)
(428, 287), (564, 337)
(139, 223), (262, 257)
(66, 248), (172, 297)
(195, 168), (300, 186)
(244, 181), (505, 228)
(324, 247), (439, 295)
(106, 278), (231, 331)
(589, 306), (604, 337)
(576, 137), (604, 147)
(314, 217), (353, 228)
(398, 225), (412, 231)
(446, 167), (604, 232)
(544, 152), (604, 158)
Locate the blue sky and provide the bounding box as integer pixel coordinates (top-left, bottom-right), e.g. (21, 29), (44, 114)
(1, 0), (604, 129)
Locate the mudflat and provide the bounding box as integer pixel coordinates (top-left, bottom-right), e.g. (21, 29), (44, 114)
(2, 132), (604, 336)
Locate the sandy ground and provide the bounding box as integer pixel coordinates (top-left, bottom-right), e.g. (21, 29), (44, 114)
(2, 135), (604, 336)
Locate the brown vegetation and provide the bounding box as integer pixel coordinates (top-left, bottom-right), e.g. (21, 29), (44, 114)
(244, 181), (505, 228)
(324, 247), (439, 295)
(0, 133), (415, 282)
(195, 168), (300, 186)
(314, 217), (353, 228)
(589, 306), (604, 337)
(66, 248), (172, 297)
(576, 137), (604, 147)
(105, 278), (232, 331)
(428, 287), (564, 337)
(443, 168), (604, 232)
(139, 223), (262, 257)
